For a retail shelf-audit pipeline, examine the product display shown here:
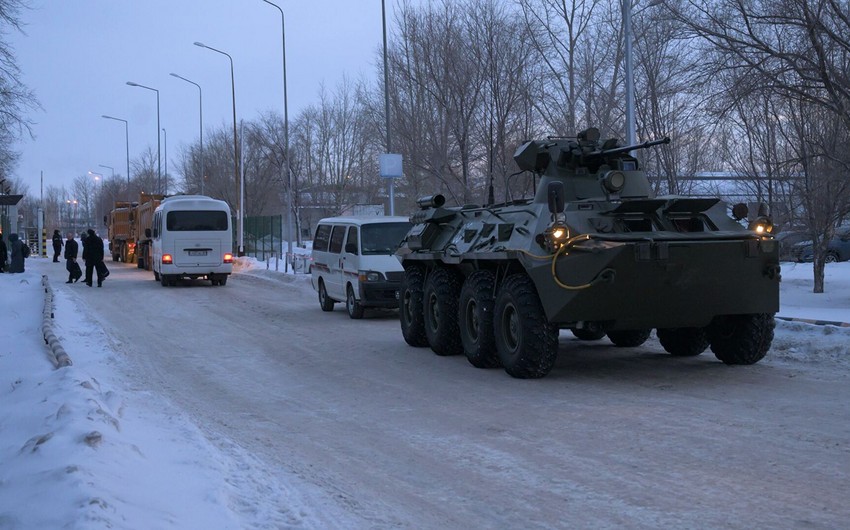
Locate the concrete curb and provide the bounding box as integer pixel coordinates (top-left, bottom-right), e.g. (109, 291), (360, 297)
(41, 275), (73, 368)
(776, 316), (850, 328)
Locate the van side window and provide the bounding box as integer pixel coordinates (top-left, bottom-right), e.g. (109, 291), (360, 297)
(345, 226), (359, 254)
(153, 212), (160, 238)
(314, 224), (331, 252)
(328, 225), (346, 254)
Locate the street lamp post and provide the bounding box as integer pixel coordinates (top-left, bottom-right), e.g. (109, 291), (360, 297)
(623, 0), (636, 146)
(99, 164), (115, 211)
(162, 128), (168, 194)
(88, 171), (103, 229)
(260, 0), (293, 272)
(66, 199), (78, 235)
(101, 115), (131, 201)
(382, 0), (396, 216)
(126, 81), (162, 194)
(170, 72), (205, 195)
(195, 41), (243, 256)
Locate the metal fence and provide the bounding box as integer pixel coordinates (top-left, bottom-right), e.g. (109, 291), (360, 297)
(238, 215), (311, 272)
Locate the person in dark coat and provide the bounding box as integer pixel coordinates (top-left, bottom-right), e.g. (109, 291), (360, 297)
(52, 229), (63, 262)
(64, 232), (82, 283)
(8, 233), (25, 273)
(82, 229), (107, 287)
(0, 234), (7, 273)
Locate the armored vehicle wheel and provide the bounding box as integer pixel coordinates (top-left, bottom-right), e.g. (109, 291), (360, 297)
(346, 285), (365, 319)
(423, 268), (463, 356)
(571, 328), (606, 341)
(400, 266), (429, 347)
(707, 313), (775, 365)
(459, 270), (500, 368)
(656, 327), (709, 356)
(606, 329), (652, 347)
(318, 280), (335, 311)
(494, 274), (559, 379)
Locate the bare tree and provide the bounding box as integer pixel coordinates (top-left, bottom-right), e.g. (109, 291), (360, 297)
(0, 0), (37, 182)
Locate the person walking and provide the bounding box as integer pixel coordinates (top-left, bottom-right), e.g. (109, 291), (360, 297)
(8, 233), (27, 273)
(64, 232), (82, 283)
(51, 229), (63, 262)
(82, 228), (107, 287)
(0, 234), (7, 273)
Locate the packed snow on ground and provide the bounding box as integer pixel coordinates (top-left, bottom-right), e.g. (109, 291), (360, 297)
(0, 256), (848, 528)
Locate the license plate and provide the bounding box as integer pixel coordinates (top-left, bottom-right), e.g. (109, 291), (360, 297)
(188, 250), (208, 256)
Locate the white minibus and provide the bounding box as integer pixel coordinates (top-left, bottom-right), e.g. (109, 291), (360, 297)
(149, 195), (233, 286)
(311, 216), (412, 318)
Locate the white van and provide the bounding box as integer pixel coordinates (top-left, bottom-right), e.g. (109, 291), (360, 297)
(311, 216), (412, 318)
(149, 195), (233, 287)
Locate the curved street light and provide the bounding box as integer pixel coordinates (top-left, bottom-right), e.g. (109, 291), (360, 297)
(88, 171), (103, 229)
(101, 115), (130, 200)
(126, 81), (162, 193)
(170, 72), (205, 195)
(260, 0), (293, 271)
(194, 41), (243, 256)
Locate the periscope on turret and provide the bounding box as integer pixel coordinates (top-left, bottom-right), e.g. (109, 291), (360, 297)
(396, 127), (780, 379)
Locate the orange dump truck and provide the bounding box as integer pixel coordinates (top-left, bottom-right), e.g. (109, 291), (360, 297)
(106, 193), (164, 269)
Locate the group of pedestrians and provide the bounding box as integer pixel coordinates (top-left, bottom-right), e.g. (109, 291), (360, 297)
(1, 229), (107, 285)
(53, 229), (109, 287)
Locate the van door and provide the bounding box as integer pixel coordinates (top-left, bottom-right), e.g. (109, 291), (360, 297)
(341, 225), (360, 299)
(326, 225), (347, 300)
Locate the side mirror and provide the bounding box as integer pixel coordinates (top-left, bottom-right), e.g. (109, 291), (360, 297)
(547, 181), (565, 214)
(145, 228), (152, 238)
(345, 242), (358, 254)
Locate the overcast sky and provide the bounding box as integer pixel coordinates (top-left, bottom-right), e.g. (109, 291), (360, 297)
(10, 0), (398, 195)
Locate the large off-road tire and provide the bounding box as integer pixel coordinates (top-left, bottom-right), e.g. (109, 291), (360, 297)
(707, 313), (775, 365)
(571, 328), (606, 341)
(606, 329), (652, 347)
(423, 267), (463, 356)
(318, 280), (335, 311)
(346, 285), (365, 320)
(657, 327), (709, 357)
(459, 270), (500, 368)
(400, 266), (428, 347)
(494, 273), (559, 379)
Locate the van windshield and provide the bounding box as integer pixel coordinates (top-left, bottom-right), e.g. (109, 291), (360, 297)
(166, 210), (229, 231)
(361, 222), (412, 255)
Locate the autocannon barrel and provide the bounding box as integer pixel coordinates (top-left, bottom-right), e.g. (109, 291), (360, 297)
(592, 136), (671, 158)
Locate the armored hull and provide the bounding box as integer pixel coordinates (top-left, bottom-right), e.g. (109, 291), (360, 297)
(397, 128), (780, 378)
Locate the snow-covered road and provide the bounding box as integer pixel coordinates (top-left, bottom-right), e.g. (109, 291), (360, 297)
(41, 260), (850, 528)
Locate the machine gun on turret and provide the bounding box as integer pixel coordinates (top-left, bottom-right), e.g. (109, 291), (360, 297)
(514, 128), (670, 173)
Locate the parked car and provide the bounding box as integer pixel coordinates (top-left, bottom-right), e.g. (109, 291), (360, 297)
(776, 230), (811, 261)
(790, 228), (850, 263)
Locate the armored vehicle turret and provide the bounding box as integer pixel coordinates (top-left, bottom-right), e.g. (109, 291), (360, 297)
(396, 127), (780, 379)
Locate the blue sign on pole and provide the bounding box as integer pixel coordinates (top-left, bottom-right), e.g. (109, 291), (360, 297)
(379, 154), (403, 179)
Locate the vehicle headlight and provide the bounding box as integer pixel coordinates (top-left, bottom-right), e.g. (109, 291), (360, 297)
(748, 216), (775, 236)
(359, 271), (383, 282)
(542, 223), (570, 249)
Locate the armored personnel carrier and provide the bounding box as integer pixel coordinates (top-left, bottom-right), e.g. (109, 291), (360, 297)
(396, 127), (780, 379)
